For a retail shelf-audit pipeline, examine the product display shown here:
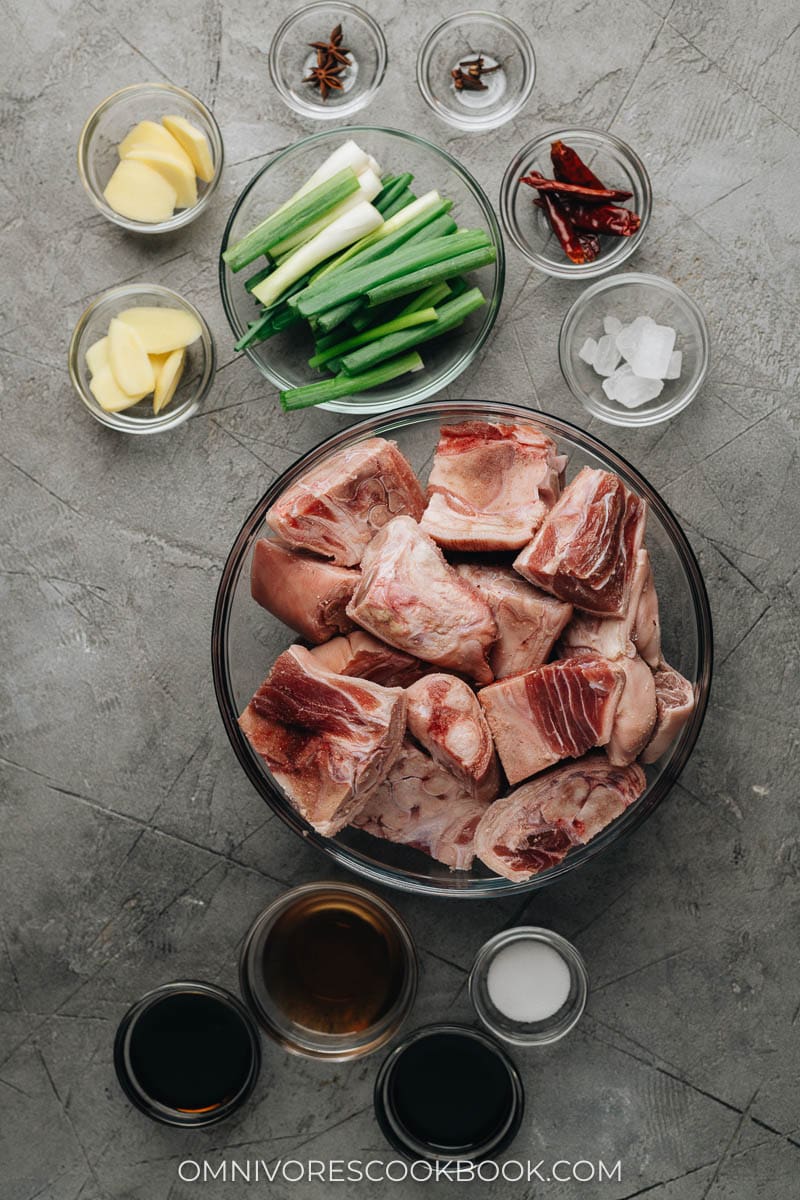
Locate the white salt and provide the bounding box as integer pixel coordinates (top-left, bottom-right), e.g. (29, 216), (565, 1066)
(614, 373), (664, 408)
(579, 337), (598, 365)
(603, 315), (623, 336)
(664, 350), (682, 379)
(592, 333), (622, 376)
(486, 940), (572, 1024)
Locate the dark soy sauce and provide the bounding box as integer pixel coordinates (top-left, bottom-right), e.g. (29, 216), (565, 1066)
(116, 985), (260, 1123)
(375, 1025), (524, 1161)
(261, 891), (406, 1035)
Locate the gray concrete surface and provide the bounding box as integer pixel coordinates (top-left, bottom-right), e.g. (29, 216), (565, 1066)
(2, 0), (799, 1197)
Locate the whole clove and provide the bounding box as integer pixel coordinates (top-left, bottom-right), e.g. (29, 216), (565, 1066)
(451, 53), (501, 91)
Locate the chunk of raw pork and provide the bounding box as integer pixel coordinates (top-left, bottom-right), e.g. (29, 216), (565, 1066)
(419, 421), (567, 552)
(266, 438), (425, 567)
(250, 538), (357, 644)
(474, 754), (646, 881)
(310, 631), (427, 688)
(641, 661), (695, 763)
(346, 516), (497, 685)
(478, 654), (625, 784)
(456, 563), (573, 678)
(632, 552), (661, 667)
(352, 740), (490, 870)
(406, 674), (501, 802)
(560, 548), (661, 664)
(514, 467), (646, 617)
(238, 645), (406, 836)
(605, 654), (657, 766)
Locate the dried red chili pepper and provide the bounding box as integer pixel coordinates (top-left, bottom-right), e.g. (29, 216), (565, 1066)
(550, 139), (605, 189)
(520, 172), (633, 204)
(538, 192), (600, 264)
(534, 198), (640, 236)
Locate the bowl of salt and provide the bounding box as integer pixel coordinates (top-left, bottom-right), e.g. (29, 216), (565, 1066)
(469, 927), (588, 1046)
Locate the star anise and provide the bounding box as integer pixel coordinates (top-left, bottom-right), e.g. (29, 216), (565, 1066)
(303, 22), (352, 101)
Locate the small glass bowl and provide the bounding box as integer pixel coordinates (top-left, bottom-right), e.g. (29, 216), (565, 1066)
(470, 928), (589, 1046)
(269, 2), (387, 120)
(374, 1024), (525, 1163)
(500, 128), (651, 279)
(239, 882), (418, 1060)
(77, 82), (224, 234)
(559, 272), (710, 427)
(113, 981), (261, 1127)
(68, 283), (216, 434)
(417, 11), (535, 132)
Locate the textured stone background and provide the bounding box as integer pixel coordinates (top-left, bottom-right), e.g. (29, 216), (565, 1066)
(1, 0), (799, 1197)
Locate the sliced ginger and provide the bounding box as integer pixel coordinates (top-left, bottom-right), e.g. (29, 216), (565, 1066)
(162, 115), (214, 183)
(119, 120), (194, 170)
(108, 319), (154, 396)
(104, 159), (177, 223)
(126, 148), (198, 209)
(153, 348), (186, 415)
(89, 366), (149, 413)
(85, 310), (195, 416)
(117, 306), (202, 355)
(104, 115), (215, 223)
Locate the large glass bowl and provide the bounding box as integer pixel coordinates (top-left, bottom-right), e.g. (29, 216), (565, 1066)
(218, 127), (505, 415)
(212, 401), (713, 898)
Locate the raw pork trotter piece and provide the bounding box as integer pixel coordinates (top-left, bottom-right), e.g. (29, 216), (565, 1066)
(562, 646), (655, 766)
(632, 552), (661, 668)
(266, 437), (425, 567)
(310, 631), (427, 688)
(352, 740), (490, 870)
(560, 548), (661, 665)
(456, 563), (573, 678)
(641, 661), (695, 763)
(514, 466), (647, 617)
(239, 645), (406, 836)
(475, 754), (646, 881)
(250, 538), (357, 645)
(419, 420), (567, 552)
(346, 516), (497, 685)
(478, 654), (625, 784)
(605, 653), (657, 766)
(406, 674), (502, 803)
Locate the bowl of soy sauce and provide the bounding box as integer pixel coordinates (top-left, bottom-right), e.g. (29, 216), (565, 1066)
(114, 981), (261, 1126)
(374, 1023), (524, 1162)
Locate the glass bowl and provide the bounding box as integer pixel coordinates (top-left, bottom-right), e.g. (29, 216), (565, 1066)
(374, 1024), (525, 1162)
(68, 283), (216, 434)
(218, 126), (505, 415)
(211, 400), (713, 898)
(239, 882), (418, 1060)
(469, 928), (588, 1046)
(500, 128), (651, 279)
(113, 981), (261, 1127)
(559, 273), (710, 427)
(268, 2), (387, 120)
(416, 11), (536, 132)
(77, 82), (224, 234)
